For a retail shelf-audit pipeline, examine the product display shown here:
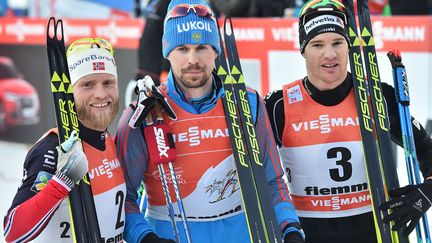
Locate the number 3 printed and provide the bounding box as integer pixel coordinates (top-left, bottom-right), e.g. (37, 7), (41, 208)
(327, 147), (352, 182)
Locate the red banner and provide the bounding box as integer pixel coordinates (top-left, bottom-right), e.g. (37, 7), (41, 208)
(0, 16), (431, 94)
(0, 17), (144, 48)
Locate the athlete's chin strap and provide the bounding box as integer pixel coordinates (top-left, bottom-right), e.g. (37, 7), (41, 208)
(128, 76), (177, 129)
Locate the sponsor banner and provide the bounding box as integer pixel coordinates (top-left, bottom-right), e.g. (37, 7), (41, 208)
(0, 17), (144, 48)
(0, 16), (429, 51)
(0, 16), (431, 144)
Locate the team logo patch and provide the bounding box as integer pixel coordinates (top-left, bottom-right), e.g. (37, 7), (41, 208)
(287, 84), (303, 104)
(92, 61), (105, 71)
(192, 32), (202, 42)
(31, 171), (53, 193)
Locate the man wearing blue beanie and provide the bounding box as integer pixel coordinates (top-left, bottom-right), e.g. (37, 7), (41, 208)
(116, 0), (305, 242)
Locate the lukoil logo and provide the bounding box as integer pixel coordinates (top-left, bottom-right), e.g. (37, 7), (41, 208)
(177, 21), (212, 33)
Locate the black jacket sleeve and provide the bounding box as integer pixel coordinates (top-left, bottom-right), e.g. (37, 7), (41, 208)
(263, 89), (285, 147)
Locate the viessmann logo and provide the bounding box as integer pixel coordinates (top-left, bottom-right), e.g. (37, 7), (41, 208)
(291, 114), (359, 134)
(304, 15), (343, 34)
(173, 126), (230, 146)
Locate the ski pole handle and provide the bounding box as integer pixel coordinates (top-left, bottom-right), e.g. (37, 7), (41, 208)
(144, 123), (177, 165)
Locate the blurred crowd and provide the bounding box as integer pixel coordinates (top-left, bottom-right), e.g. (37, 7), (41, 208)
(0, 0), (431, 18)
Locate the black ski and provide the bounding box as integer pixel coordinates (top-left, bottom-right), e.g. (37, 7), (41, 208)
(46, 17), (102, 243)
(342, 1), (393, 242)
(356, 1), (408, 242)
(216, 17), (282, 243)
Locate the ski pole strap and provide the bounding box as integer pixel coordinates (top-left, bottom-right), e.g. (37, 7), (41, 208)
(144, 123), (177, 165)
(282, 222), (303, 233)
(128, 76), (177, 129)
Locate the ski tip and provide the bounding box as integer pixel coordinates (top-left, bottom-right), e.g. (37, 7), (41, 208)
(55, 19), (64, 42)
(223, 17), (233, 37)
(46, 17), (57, 39)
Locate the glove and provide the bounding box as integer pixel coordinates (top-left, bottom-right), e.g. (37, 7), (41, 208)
(379, 179), (432, 236)
(140, 232), (175, 243)
(56, 131), (88, 184)
(284, 232), (305, 243)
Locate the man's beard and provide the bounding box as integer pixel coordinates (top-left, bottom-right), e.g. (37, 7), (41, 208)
(76, 99), (119, 131)
(177, 64), (210, 89)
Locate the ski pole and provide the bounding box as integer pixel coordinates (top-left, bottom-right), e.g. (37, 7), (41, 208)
(143, 78), (192, 243)
(389, 49), (431, 243)
(144, 106), (181, 243)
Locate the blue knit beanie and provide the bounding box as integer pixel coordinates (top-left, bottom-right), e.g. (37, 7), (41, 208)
(162, 0), (221, 57)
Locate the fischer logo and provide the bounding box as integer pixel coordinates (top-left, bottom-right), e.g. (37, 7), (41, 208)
(89, 158), (121, 179)
(291, 114), (359, 134)
(304, 15), (343, 34)
(173, 126), (229, 146)
(154, 126), (169, 158)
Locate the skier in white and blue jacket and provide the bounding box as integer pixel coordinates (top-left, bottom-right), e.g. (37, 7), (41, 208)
(115, 0), (304, 242)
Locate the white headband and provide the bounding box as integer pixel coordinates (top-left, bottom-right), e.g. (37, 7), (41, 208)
(67, 48), (117, 86)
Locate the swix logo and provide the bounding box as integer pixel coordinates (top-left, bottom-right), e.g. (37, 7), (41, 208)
(154, 127), (169, 158)
(173, 126), (229, 147)
(89, 158), (121, 179)
(291, 114), (359, 134)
